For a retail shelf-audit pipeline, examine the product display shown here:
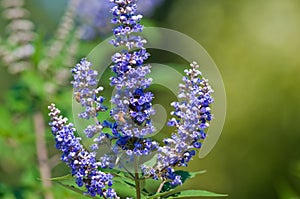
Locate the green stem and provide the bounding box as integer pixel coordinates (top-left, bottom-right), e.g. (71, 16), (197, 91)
(134, 156), (141, 199)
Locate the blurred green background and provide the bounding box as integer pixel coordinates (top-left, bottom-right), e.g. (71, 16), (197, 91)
(1, 0), (300, 198)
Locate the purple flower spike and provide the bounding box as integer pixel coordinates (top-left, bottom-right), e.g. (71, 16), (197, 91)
(142, 61), (214, 185)
(48, 104), (118, 198)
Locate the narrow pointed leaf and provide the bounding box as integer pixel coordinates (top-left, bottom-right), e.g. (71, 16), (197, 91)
(54, 181), (100, 199)
(148, 188), (176, 199)
(163, 170), (206, 192)
(189, 170), (207, 178)
(48, 174), (72, 181)
(168, 190), (228, 198)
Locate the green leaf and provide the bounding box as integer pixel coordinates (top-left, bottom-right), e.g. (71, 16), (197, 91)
(48, 174), (72, 181)
(173, 170), (206, 184)
(0, 107), (11, 132)
(5, 82), (33, 113)
(148, 170), (211, 198)
(54, 181), (100, 199)
(163, 170), (206, 192)
(148, 188), (177, 199)
(143, 154), (158, 168)
(166, 190), (228, 198)
(21, 71), (46, 98)
(143, 178), (161, 194)
(149, 189), (227, 199)
(111, 180), (136, 198)
(113, 176), (135, 188)
(111, 170), (135, 187)
(112, 179), (148, 198)
(189, 170), (207, 178)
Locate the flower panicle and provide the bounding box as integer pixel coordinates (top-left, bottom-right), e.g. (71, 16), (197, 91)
(71, 58), (107, 120)
(71, 58), (111, 152)
(109, 0), (156, 143)
(142, 61), (214, 185)
(49, 0), (215, 196)
(48, 103), (118, 198)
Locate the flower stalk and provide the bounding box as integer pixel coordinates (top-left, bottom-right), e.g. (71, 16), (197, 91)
(134, 155), (141, 199)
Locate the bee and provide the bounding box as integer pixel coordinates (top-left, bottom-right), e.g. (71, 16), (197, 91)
(117, 111), (126, 123)
(74, 92), (81, 102)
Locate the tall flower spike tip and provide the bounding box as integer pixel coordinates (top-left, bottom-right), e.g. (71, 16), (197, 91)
(71, 58), (107, 120)
(142, 61), (214, 185)
(76, 0), (164, 40)
(48, 104), (118, 198)
(108, 0), (158, 157)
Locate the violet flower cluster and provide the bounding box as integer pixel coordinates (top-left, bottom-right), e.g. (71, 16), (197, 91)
(71, 58), (107, 120)
(48, 0), (214, 197)
(108, 0), (157, 156)
(76, 0), (164, 40)
(141, 62), (214, 185)
(48, 104), (118, 198)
